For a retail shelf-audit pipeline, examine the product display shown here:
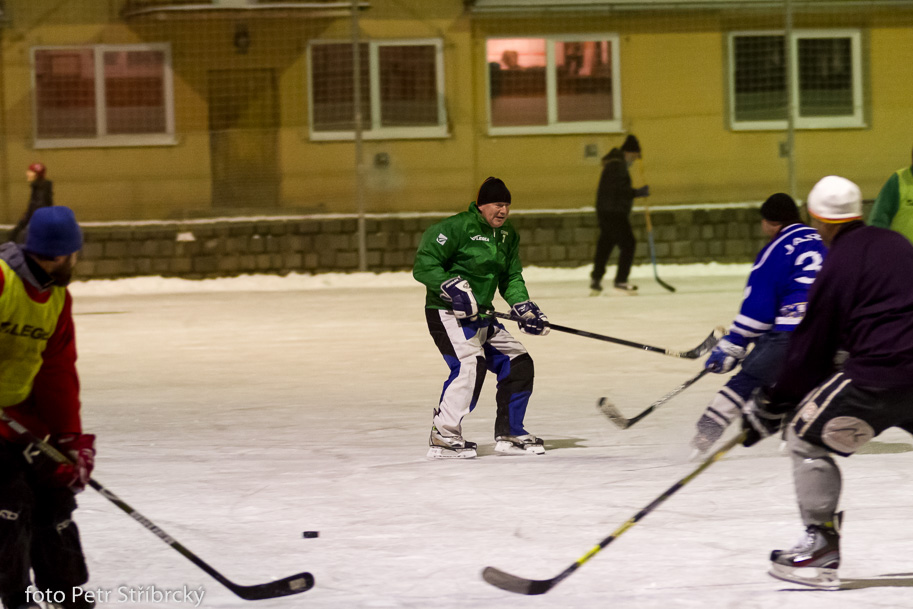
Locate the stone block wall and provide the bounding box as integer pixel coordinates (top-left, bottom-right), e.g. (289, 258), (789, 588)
(72, 204), (807, 280)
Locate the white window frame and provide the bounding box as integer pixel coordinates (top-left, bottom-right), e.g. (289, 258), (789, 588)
(307, 38), (448, 141)
(31, 43), (176, 149)
(728, 29), (864, 131)
(486, 33), (622, 137)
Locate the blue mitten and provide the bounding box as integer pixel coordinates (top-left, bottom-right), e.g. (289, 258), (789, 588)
(440, 277), (478, 321)
(510, 301), (550, 336)
(704, 334), (747, 373)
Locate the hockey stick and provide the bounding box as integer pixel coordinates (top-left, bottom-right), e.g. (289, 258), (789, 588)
(636, 159), (675, 293)
(482, 430), (747, 595)
(597, 368), (710, 429)
(644, 207), (676, 293)
(0, 411), (314, 601)
(487, 310), (721, 359)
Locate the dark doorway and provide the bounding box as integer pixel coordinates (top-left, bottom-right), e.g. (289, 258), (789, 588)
(208, 69), (280, 209)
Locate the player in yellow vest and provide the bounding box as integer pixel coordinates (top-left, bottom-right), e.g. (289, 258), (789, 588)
(0, 206), (95, 609)
(869, 146), (913, 243)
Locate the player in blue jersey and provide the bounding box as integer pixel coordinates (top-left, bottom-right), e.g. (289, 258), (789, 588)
(690, 193), (827, 453)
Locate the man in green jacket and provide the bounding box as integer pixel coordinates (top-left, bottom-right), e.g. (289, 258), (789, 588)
(869, 146), (913, 243)
(413, 177), (549, 459)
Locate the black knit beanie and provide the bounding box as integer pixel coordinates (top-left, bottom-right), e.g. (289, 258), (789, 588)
(621, 135), (641, 153)
(760, 193), (801, 225)
(477, 177), (511, 206)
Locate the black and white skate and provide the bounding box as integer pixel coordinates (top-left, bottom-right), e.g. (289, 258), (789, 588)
(495, 434), (545, 455)
(427, 426), (477, 459)
(589, 280), (603, 297)
(613, 282), (638, 294)
(769, 522), (841, 590)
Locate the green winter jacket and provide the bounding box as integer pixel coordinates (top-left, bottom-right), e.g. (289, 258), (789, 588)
(413, 202), (530, 313)
(870, 166), (913, 244)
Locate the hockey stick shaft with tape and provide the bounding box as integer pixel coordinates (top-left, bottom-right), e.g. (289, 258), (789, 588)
(487, 310), (720, 359)
(0, 411), (314, 601)
(482, 431), (746, 595)
(598, 368), (710, 429)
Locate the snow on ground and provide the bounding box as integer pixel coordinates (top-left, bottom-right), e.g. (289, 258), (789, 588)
(61, 264), (913, 609)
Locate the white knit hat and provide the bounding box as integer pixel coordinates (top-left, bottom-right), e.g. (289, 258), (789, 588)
(807, 175), (863, 223)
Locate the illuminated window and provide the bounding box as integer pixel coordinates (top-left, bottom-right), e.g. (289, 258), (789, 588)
(33, 44), (175, 148)
(487, 35), (621, 135)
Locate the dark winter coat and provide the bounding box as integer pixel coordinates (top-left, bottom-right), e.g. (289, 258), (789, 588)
(595, 148), (636, 216)
(772, 221), (913, 403)
(9, 179), (54, 243)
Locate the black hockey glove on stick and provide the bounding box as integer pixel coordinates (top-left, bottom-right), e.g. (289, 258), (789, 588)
(486, 310), (722, 359)
(482, 431), (747, 595)
(598, 368), (710, 429)
(0, 411), (314, 601)
(741, 386), (793, 447)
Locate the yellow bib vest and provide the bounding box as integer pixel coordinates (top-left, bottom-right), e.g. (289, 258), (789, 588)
(0, 259), (66, 407)
(891, 167), (913, 244)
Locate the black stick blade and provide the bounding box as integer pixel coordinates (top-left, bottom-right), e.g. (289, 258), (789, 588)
(231, 572), (314, 601)
(597, 398), (630, 429)
(482, 567), (555, 595)
(656, 277), (676, 293)
(684, 327), (724, 359)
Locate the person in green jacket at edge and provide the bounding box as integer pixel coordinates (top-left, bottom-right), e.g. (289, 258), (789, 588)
(413, 177), (550, 460)
(869, 145), (913, 243)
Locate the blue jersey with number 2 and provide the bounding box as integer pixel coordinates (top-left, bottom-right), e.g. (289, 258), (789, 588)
(730, 223), (827, 340)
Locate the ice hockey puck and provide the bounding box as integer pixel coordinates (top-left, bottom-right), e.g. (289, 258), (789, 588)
(302, 531), (319, 538)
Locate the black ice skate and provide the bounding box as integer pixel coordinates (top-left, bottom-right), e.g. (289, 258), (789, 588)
(494, 434), (545, 455)
(769, 519), (841, 590)
(613, 281), (638, 294)
(427, 426), (477, 459)
(1, 591), (41, 609)
(589, 280), (603, 296)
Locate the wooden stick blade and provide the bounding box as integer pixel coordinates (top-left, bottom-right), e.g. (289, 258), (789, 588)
(482, 567), (555, 595)
(596, 398), (631, 429)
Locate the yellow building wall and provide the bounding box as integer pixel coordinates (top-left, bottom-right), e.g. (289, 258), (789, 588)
(1, 2), (913, 220)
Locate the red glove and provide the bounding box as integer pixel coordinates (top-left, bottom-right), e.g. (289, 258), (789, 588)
(50, 433), (96, 492)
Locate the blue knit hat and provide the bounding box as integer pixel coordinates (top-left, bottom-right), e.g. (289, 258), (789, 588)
(25, 206), (83, 257)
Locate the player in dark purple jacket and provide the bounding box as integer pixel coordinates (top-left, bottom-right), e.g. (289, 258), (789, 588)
(741, 175), (913, 590)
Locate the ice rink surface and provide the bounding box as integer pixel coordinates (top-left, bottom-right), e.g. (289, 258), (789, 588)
(64, 265), (913, 609)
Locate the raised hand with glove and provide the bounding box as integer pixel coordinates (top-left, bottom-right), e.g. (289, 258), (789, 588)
(440, 277), (478, 321)
(742, 386), (793, 447)
(510, 300), (550, 336)
(704, 333), (748, 373)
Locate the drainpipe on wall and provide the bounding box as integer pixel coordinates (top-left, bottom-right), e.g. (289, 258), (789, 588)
(352, 0), (367, 272)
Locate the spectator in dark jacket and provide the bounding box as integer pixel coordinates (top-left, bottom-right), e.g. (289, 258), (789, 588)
(590, 135), (649, 294)
(9, 163), (54, 244)
(740, 175), (913, 590)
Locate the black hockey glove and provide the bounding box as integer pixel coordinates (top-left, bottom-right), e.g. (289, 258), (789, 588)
(741, 386), (793, 447)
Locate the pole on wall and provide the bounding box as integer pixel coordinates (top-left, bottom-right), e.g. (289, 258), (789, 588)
(785, 0), (797, 200)
(352, 0), (367, 271)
